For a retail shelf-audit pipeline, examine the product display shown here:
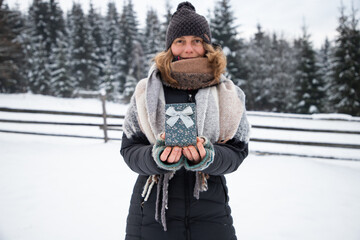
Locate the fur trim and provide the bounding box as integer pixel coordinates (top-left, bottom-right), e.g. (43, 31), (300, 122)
(171, 57), (213, 74)
(167, 58), (218, 90)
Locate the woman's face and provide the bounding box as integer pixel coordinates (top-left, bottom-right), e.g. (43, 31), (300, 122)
(170, 36), (205, 59)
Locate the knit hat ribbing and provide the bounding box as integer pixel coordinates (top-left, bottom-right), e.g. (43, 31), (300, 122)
(165, 2), (212, 49)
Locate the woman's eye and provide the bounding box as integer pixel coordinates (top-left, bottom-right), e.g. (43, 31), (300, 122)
(194, 39), (202, 44)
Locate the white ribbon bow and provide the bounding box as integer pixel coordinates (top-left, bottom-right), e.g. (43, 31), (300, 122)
(166, 106), (194, 129)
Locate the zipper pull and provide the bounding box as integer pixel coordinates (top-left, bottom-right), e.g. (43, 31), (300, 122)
(188, 93), (193, 102)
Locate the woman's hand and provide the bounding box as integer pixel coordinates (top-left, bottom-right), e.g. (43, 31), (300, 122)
(182, 137), (206, 164)
(159, 133), (182, 163)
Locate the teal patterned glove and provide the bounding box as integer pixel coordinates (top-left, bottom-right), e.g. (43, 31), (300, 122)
(152, 135), (185, 171)
(184, 136), (214, 171)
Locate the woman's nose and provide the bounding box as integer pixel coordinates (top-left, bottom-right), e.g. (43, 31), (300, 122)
(184, 43), (193, 53)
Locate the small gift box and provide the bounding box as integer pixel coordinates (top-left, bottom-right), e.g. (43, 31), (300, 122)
(165, 103), (197, 147)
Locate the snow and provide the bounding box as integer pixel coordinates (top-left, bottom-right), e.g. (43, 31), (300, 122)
(311, 113), (354, 121)
(0, 93), (128, 114)
(1, 93), (360, 240)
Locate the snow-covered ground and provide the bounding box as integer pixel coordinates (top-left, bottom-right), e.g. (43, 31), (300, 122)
(1, 93), (360, 240)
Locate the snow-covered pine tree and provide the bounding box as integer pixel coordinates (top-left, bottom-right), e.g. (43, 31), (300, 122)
(210, 0), (247, 86)
(293, 25), (324, 114)
(242, 25), (270, 111)
(317, 38), (334, 112)
(104, 2), (120, 66)
(143, 8), (162, 70)
(68, 3), (99, 91)
(0, 3), (26, 93)
(27, 35), (51, 94)
(49, 39), (74, 97)
(244, 25), (297, 112)
(270, 34), (297, 112)
(117, 0), (142, 99)
(101, 55), (117, 99)
(28, 0), (51, 54)
(27, 0), (52, 94)
(47, 0), (72, 97)
(159, 0), (172, 50)
(48, 0), (65, 50)
(330, 5), (360, 116)
(88, 2), (106, 88)
(123, 74), (137, 102)
(103, 2), (122, 97)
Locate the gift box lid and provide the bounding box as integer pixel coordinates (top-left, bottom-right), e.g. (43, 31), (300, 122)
(165, 103), (197, 147)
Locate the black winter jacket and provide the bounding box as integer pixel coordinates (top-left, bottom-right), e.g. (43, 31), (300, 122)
(120, 85), (248, 240)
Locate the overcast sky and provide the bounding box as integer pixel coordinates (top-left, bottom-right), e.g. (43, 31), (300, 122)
(5, 0), (359, 48)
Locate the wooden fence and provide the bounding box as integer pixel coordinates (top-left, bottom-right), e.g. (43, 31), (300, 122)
(0, 106), (123, 142)
(1, 106), (360, 146)
(1, 106), (360, 160)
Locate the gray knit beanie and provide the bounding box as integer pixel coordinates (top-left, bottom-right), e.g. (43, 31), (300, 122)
(165, 2), (212, 50)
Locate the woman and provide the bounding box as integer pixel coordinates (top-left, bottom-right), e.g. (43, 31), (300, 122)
(120, 2), (250, 239)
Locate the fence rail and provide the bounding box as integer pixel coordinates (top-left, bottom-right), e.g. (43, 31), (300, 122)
(0, 129), (121, 141)
(247, 112), (360, 122)
(0, 119), (123, 127)
(0, 104), (123, 141)
(250, 138), (360, 149)
(251, 124), (360, 135)
(0, 107), (124, 119)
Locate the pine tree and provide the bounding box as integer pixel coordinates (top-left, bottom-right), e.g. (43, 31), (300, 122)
(47, 0), (71, 96)
(88, 2), (106, 86)
(159, 0), (172, 49)
(28, 0), (51, 53)
(117, 0), (142, 98)
(0, 3), (26, 93)
(104, 2), (120, 65)
(293, 26), (324, 113)
(49, 39), (74, 97)
(26, 0), (52, 94)
(270, 35), (297, 112)
(48, 0), (66, 49)
(330, 5), (360, 116)
(318, 38), (334, 112)
(210, 0), (247, 86)
(243, 26), (297, 112)
(123, 74), (137, 101)
(101, 55), (117, 99)
(27, 35), (52, 94)
(143, 8), (162, 70)
(102, 2), (122, 96)
(242, 25), (270, 110)
(68, 3), (99, 91)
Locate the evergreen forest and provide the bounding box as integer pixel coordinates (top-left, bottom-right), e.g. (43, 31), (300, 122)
(0, 0), (359, 116)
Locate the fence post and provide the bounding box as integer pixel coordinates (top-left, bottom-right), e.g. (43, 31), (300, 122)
(100, 89), (108, 143)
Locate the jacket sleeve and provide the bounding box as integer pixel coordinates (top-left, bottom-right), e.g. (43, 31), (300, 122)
(120, 131), (168, 176)
(202, 138), (248, 176)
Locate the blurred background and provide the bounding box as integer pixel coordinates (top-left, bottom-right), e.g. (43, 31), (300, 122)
(1, 0), (359, 114)
(1, 0), (360, 240)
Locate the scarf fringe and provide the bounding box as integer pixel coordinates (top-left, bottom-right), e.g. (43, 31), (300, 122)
(194, 172), (209, 199)
(141, 171), (209, 231)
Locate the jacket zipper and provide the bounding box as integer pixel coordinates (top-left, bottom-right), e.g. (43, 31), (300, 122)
(185, 90), (195, 239)
(184, 171), (191, 239)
